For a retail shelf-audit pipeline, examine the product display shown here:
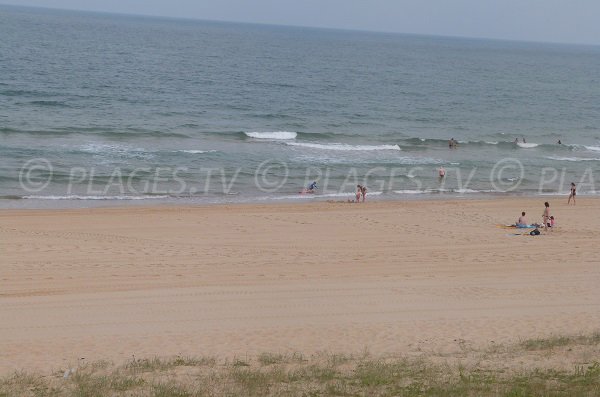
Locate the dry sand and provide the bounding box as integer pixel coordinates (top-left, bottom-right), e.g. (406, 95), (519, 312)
(1, 197), (599, 374)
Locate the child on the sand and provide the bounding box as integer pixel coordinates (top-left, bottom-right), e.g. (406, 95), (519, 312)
(568, 182), (576, 205)
(542, 202), (550, 231)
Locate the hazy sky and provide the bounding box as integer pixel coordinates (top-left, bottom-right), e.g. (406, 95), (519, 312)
(3, 0), (599, 45)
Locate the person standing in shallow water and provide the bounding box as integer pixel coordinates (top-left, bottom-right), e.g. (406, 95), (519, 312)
(355, 185), (362, 203)
(361, 185), (367, 202)
(568, 183), (576, 205)
(438, 166), (446, 179)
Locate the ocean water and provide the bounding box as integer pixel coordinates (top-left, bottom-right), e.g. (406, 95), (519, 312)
(1, 5), (600, 208)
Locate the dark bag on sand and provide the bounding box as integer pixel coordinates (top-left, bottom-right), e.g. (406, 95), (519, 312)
(530, 229), (541, 236)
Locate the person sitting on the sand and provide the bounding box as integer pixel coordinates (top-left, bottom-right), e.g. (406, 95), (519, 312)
(517, 211), (528, 227)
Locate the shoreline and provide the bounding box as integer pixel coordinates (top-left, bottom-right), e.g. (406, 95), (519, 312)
(0, 194), (591, 215)
(0, 190), (587, 211)
(2, 196), (599, 374)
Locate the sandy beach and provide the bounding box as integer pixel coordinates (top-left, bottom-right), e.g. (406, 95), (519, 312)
(1, 197), (599, 375)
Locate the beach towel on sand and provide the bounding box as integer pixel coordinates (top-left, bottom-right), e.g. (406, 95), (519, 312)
(498, 224), (536, 229)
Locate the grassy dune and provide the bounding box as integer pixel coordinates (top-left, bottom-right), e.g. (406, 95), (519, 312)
(2, 334), (599, 397)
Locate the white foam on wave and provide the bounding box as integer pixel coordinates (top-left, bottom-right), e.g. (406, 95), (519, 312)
(174, 149), (218, 154)
(516, 142), (539, 148)
(585, 146), (600, 152)
(23, 195), (170, 200)
(394, 189), (451, 194)
(79, 143), (123, 154)
(539, 191), (599, 196)
(546, 156), (600, 162)
(394, 188), (490, 195)
(77, 143), (153, 161)
(286, 142), (401, 151)
(245, 131), (297, 140)
(455, 140), (498, 145)
(394, 190), (426, 194)
(293, 154), (441, 165)
(265, 191), (383, 201)
(454, 188), (481, 194)
(79, 143), (147, 155)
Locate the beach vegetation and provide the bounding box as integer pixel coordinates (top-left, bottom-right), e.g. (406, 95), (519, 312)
(1, 334), (599, 396)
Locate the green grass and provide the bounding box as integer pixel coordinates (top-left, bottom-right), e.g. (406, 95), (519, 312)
(1, 334), (599, 397)
(125, 355), (217, 373)
(519, 332), (600, 351)
(257, 352), (306, 366)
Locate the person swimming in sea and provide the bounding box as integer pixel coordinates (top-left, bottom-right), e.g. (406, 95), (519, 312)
(438, 166), (446, 179)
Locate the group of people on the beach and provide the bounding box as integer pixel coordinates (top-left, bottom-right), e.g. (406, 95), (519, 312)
(304, 178), (576, 208)
(301, 181), (367, 203)
(354, 185), (367, 203)
(515, 202), (554, 234)
(514, 182), (576, 234)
